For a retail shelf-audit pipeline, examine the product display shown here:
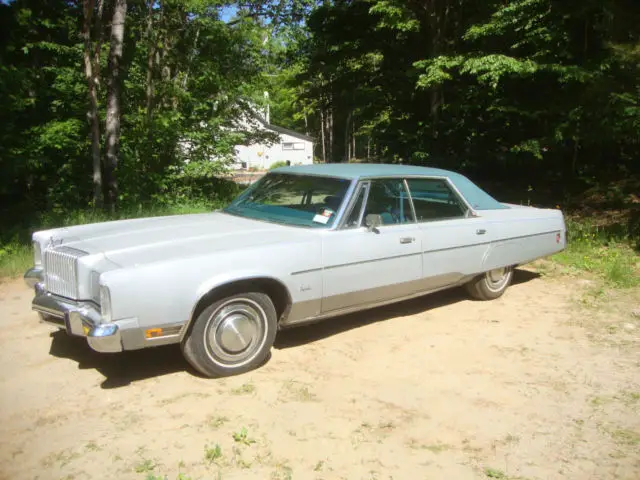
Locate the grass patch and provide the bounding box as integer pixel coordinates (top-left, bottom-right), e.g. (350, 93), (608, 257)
(204, 443), (223, 464)
(610, 428), (640, 446)
(0, 201), (213, 279)
(232, 427), (256, 445)
(552, 218), (639, 288)
(0, 242), (33, 278)
(207, 415), (229, 429)
(134, 458), (157, 474)
(230, 383), (256, 395)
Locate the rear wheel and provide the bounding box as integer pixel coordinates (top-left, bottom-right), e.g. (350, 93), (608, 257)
(182, 292), (277, 378)
(465, 266), (514, 300)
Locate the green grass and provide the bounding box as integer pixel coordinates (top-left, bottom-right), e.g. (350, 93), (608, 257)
(553, 218), (639, 288)
(0, 201), (213, 278)
(0, 242), (33, 278)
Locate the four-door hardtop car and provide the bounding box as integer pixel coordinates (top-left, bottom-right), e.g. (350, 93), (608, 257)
(25, 164), (566, 377)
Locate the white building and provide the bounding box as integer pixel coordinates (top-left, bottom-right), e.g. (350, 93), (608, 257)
(232, 118), (314, 170)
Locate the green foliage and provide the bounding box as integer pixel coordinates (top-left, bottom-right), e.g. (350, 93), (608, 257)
(0, 200), (216, 278)
(269, 160), (290, 170)
(232, 427), (256, 445)
(204, 443), (222, 464)
(0, 242), (33, 279)
(554, 218), (639, 288)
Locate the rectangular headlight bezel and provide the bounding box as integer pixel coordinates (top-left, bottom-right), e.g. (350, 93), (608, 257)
(100, 285), (112, 323)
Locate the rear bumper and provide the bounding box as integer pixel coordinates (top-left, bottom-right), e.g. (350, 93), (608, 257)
(31, 282), (123, 353)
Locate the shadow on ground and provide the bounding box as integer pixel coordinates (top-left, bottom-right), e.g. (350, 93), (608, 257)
(48, 333), (194, 389)
(48, 268), (540, 388)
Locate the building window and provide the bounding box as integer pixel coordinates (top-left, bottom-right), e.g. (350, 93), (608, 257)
(282, 142), (305, 151)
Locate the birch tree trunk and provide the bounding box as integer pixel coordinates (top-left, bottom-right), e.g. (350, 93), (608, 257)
(104, 0), (127, 211)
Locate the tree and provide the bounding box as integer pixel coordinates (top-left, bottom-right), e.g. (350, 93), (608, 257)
(104, 0), (127, 211)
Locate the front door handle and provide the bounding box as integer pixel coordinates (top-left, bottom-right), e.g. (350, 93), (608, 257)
(399, 237), (415, 244)
(476, 229), (487, 235)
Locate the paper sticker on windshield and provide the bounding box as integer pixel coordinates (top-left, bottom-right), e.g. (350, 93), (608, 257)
(313, 208), (334, 225)
(313, 214), (330, 224)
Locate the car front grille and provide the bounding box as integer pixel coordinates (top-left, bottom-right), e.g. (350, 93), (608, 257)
(44, 247), (88, 299)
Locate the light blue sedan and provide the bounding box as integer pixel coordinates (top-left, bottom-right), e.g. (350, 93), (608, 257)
(25, 164), (566, 377)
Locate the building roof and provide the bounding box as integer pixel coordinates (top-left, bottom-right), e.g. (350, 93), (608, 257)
(271, 163), (508, 210)
(266, 123), (314, 143)
(251, 112), (314, 142)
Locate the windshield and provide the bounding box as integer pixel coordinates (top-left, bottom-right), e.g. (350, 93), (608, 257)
(223, 173), (352, 228)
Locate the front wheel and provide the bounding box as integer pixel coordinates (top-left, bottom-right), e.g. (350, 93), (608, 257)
(465, 266), (514, 300)
(182, 292), (277, 378)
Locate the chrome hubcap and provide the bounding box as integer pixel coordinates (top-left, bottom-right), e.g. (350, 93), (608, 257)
(217, 312), (257, 354)
(488, 268), (506, 283)
(204, 300), (266, 366)
(485, 267), (511, 291)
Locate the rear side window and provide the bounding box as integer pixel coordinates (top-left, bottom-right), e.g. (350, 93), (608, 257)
(406, 178), (467, 222)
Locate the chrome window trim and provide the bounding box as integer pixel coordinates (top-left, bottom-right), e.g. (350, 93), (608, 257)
(329, 178), (358, 230)
(403, 178), (418, 223)
(403, 176), (475, 223)
(358, 174), (476, 215)
(337, 181), (370, 230)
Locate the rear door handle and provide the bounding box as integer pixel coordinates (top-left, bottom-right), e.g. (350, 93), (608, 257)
(399, 237), (415, 244)
(476, 229), (487, 235)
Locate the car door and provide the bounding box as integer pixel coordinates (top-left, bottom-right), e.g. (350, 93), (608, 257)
(320, 178), (422, 313)
(405, 177), (492, 291)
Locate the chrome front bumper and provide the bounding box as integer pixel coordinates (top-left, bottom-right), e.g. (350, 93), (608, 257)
(26, 268), (122, 353)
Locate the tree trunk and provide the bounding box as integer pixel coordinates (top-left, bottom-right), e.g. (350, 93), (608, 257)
(352, 119), (356, 161)
(145, 0), (155, 127)
(328, 99), (333, 162)
(320, 108), (326, 163)
(344, 111), (352, 162)
(104, 0), (127, 211)
(82, 0), (102, 208)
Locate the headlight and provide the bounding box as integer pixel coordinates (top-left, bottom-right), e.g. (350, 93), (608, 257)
(33, 242), (42, 266)
(100, 285), (112, 322)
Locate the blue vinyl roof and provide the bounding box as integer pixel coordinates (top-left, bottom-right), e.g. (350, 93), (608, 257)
(271, 163), (508, 210)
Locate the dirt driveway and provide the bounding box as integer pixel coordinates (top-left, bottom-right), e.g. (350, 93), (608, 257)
(0, 267), (639, 480)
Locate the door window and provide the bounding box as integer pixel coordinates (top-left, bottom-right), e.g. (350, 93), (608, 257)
(406, 178), (467, 222)
(343, 185), (367, 228)
(361, 179), (415, 226)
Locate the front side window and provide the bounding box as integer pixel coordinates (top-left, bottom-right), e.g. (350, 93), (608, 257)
(224, 173), (351, 228)
(343, 185), (367, 228)
(361, 179), (415, 226)
(406, 178), (467, 221)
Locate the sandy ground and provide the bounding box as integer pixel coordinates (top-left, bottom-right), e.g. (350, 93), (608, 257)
(0, 267), (639, 480)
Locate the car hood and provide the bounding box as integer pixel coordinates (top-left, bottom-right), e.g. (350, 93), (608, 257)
(45, 212), (316, 267)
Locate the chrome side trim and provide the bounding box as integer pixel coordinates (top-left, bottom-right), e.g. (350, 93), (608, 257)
(324, 251), (422, 271)
(280, 273), (473, 328)
(424, 240), (492, 254)
(291, 268), (323, 276)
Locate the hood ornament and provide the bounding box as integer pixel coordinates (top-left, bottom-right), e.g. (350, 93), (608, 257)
(47, 236), (63, 249)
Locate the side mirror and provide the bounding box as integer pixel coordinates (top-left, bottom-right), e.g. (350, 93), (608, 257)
(364, 214), (382, 233)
